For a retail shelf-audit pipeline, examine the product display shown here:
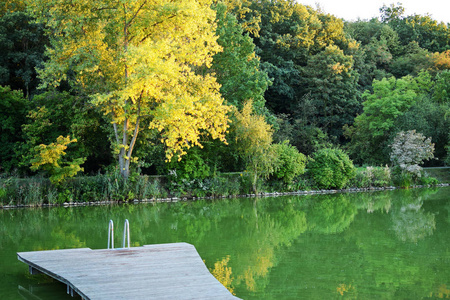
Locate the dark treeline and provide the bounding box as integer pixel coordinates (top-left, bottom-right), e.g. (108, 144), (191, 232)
(0, 0), (449, 193)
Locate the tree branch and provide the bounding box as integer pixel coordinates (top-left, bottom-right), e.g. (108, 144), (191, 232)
(140, 14), (177, 43)
(126, 0), (147, 29)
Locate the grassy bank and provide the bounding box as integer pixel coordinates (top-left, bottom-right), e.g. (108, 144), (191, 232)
(0, 167), (447, 208)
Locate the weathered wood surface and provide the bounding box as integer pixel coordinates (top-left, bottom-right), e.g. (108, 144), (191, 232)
(18, 243), (240, 300)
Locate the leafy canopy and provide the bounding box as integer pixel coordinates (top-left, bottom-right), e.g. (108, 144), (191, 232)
(28, 0), (230, 177)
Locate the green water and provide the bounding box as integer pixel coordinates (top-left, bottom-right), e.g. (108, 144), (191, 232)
(1, 187), (449, 299)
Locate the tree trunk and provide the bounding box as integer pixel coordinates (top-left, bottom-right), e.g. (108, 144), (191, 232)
(118, 147), (129, 179)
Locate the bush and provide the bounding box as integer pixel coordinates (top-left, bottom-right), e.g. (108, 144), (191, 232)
(307, 148), (356, 189)
(390, 130), (435, 178)
(372, 166), (391, 187)
(419, 172), (440, 186)
(166, 147), (211, 184)
(392, 167), (414, 188)
(271, 141), (307, 183)
(347, 166), (392, 188)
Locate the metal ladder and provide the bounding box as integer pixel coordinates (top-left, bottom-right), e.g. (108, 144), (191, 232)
(107, 219), (130, 249)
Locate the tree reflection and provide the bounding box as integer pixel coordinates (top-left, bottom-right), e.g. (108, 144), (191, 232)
(307, 194), (357, 234)
(391, 190), (437, 243)
(209, 255), (234, 294)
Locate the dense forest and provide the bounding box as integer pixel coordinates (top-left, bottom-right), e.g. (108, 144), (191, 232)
(1, 0), (449, 194)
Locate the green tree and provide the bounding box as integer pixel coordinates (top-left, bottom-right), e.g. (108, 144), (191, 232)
(230, 0), (350, 115)
(0, 11), (47, 98)
(379, 3), (405, 23)
(433, 70), (450, 103)
(395, 15), (450, 53)
(0, 85), (29, 172)
(390, 42), (433, 78)
(396, 96), (449, 165)
(299, 44), (361, 139)
(362, 75), (417, 135)
(212, 2), (270, 111)
(345, 76), (419, 164)
(28, 0), (230, 179)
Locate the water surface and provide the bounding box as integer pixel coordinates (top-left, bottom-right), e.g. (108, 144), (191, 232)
(0, 187), (449, 299)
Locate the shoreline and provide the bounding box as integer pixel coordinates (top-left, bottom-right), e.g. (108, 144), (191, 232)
(2, 183), (449, 210)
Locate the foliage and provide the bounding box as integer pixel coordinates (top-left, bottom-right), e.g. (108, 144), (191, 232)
(395, 96), (449, 164)
(228, 0), (358, 141)
(18, 90), (112, 174)
(212, 2), (270, 111)
(233, 100), (276, 192)
(28, 0), (230, 178)
(419, 175), (440, 186)
(0, 11), (46, 98)
(0, 85), (29, 172)
(1, 0), (26, 15)
(299, 44), (361, 139)
(393, 14), (450, 53)
(390, 43), (433, 78)
(361, 76), (418, 136)
(271, 141), (306, 183)
(30, 135), (86, 184)
(307, 148), (356, 189)
(348, 166), (392, 188)
(167, 147), (211, 182)
(345, 75), (421, 165)
(2, 0), (450, 179)
(446, 140), (450, 166)
(433, 70), (450, 103)
(432, 50), (450, 71)
(390, 130), (435, 178)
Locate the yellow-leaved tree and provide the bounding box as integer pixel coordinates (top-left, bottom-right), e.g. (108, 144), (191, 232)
(27, 0), (230, 178)
(233, 100), (277, 193)
(30, 136), (85, 185)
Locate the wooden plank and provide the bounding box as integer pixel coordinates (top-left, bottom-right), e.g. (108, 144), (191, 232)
(18, 243), (240, 300)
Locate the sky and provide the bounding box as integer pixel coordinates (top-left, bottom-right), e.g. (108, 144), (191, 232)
(298, 0), (450, 24)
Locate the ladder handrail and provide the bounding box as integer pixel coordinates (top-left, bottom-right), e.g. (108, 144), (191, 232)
(107, 220), (114, 250)
(123, 219), (130, 249)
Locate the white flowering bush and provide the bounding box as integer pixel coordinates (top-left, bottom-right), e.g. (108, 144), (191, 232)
(390, 130), (435, 180)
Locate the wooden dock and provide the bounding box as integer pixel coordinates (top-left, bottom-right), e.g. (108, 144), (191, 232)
(17, 243), (240, 300)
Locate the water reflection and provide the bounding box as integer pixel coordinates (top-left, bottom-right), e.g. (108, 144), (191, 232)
(307, 194), (357, 234)
(0, 187), (448, 299)
(391, 196), (436, 243)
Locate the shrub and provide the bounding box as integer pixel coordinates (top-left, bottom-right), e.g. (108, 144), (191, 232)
(390, 130), (434, 178)
(348, 166), (392, 188)
(271, 141), (307, 183)
(372, 165), (391, 187)
(167, 147), (211, 182)
(392, 167), (414, 188)
(307, 148), (356, 189)
(419, 173), (440, 186)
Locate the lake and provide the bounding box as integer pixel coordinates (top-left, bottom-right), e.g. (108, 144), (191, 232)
(0, 187), (449, 299)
